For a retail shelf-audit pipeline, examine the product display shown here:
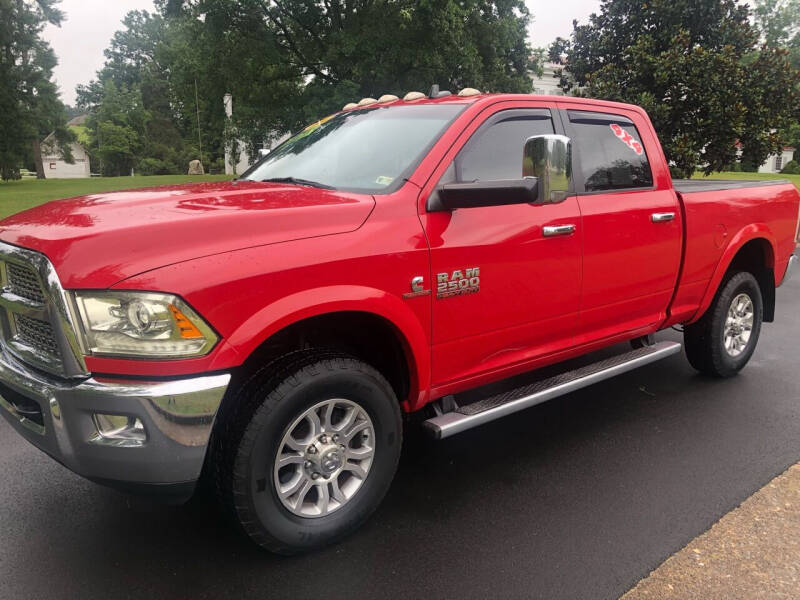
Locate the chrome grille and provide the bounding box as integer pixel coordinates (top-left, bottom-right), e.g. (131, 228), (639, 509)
(0, 242), (87, 378)
(14, 314), (61, 358)
(6, 262), (45, 304)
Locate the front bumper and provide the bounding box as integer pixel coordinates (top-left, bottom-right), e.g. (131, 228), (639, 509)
(0, 347), (229, 500)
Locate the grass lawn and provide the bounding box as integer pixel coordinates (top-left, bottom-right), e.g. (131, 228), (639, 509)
(0, 174), (233, 220)
(692, 170), (800, 191)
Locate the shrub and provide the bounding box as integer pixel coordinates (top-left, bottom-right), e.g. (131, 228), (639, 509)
(137, 157), (175, 176)
(740, 159), (759, 173)
(780, 160), (800, 175)
(208, 158), (226, 175)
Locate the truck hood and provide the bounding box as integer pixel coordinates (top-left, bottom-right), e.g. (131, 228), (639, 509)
(0, 181), (375, 288)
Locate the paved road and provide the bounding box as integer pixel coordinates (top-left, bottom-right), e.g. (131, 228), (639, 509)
(1, 277), (799, 600)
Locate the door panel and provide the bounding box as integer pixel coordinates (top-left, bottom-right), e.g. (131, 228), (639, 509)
(425, 200), (582, 385)
(576, 189), (682, 343)
(421, 106), (583, 387)
(562, 108), (682, 344)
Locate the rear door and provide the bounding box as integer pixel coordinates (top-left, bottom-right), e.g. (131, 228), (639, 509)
(560, 105), (682, 344)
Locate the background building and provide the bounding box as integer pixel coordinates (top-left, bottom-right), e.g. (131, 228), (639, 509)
(41, 115), (91, 179)
(758, 147), (795, 174)
(531, 62), (564, 96)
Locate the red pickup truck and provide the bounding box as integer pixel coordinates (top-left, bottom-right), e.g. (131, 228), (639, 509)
(0, 90), (797, 554)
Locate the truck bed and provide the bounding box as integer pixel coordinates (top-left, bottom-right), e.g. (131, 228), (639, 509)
(673, 179), (790, 193)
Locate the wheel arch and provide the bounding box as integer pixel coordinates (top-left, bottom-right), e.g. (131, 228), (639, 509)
(689, 226), (777, 324)
(225, 286), (430, 411)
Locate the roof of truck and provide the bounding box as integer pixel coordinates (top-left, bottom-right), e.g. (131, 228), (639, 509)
(338, 92), (648, 115)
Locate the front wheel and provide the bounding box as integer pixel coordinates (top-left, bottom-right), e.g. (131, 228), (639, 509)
(684, 271), (763, 377)
(214, 352), (402, 554)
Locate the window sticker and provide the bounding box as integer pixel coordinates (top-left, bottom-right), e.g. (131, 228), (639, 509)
(610, 123), (643, 155)
(375, 175), (394, 186)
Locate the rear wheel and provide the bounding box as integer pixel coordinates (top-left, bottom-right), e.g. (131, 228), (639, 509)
(213, 351), (402, 554)
(684, 271), (763, 377)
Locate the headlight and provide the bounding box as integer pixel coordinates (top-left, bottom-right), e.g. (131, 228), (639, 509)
(73, 291), (218, 358)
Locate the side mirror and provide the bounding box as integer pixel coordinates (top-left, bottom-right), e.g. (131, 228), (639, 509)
(523, 134), (571, 203)
(428, 178), (538, 211)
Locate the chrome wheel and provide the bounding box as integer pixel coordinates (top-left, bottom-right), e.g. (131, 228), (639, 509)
(274, 398), (375, 518)
(723, 293), (754, 358)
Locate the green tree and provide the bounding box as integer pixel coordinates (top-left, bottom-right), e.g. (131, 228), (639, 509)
(78, 0), (537, 173)
(83, 80), (147, 176)
(559, 0), (800, 178)
(754, 0), (800, 67)
(0, 0), (74, 180)
(254, 0), (534, 104)
(753, 0), (800, 162)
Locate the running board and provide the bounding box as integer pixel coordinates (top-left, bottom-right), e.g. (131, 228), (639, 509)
(423, 341), (682, 439)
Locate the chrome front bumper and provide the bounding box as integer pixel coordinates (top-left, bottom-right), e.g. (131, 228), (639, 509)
(779, 254), (798, 287)
(0, 347), (229, 498)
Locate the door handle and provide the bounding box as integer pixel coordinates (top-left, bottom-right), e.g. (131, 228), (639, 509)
(651, 212), (676, 223)
(543, 224), (576, 237)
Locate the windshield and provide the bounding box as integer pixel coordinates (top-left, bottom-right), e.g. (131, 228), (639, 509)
(242, 104), (465, 193)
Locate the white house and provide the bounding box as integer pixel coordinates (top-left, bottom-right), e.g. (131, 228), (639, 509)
(531, 62), (564, 96)
(758, 147), (795, 174)
(41, 115), (91, 179)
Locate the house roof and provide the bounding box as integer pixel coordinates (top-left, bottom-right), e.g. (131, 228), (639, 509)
(42, 115), (90, 151)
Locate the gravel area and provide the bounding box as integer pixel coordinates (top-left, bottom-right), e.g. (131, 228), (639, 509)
(623, 463), (800, 599)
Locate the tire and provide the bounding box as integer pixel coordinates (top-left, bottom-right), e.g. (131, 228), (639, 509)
(213, 350), (402, 554)
(684, 271), (763, 377)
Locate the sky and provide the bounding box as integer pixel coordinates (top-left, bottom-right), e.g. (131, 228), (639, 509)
(43, 0), (601, 106)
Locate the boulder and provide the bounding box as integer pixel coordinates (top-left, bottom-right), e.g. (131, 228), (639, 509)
(188, 160), (205, 175)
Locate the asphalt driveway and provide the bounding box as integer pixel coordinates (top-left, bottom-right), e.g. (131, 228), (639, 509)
(1, 277), (798, 600)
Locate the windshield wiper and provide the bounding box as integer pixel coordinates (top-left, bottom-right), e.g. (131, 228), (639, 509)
(260, 177), (335, 190)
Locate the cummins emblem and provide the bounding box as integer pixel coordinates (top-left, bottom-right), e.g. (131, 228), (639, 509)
(403, 276), (431, 299)
(437, 267), (480, 299)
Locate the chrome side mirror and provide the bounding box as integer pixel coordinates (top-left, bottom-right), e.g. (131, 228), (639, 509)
(523, 134), (571, 203)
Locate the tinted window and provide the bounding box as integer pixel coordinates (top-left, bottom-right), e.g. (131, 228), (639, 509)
(454, 111), (555, 182)
(569, 111), (653, 192)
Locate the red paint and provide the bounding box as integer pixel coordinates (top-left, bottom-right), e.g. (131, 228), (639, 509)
(1, 94), (797, 411)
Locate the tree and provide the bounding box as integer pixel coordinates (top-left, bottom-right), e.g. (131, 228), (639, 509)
(82, 80), (147, 176)
(0, 0), (74, 180)
(251, 0), (534, 105)
(753, 0), (800, 162)
(754, 0), (800, 67)
(78, 0), (538, 174)
(547, 37), (570, 64)
(558, 0), (800, 177)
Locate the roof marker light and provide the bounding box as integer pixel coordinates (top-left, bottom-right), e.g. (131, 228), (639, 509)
(357, 97), (378, 106)
(403, 91), (426, 101)
(378, 94), (400, 103)
(342, 102), (358, 110)
(458, 88), (481, 97)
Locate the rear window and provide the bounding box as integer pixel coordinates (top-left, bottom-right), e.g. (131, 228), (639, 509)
(568, 111), (653, 192)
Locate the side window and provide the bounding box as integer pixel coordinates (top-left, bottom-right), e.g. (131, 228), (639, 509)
(451, 110), (555, 183)
(568, 111), (653, 192)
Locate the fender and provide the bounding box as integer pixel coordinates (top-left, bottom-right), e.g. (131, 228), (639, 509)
(687, 223), (777, 325)
(224, 285), (431, 411)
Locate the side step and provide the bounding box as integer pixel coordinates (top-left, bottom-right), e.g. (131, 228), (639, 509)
(423, 341), (682, 439)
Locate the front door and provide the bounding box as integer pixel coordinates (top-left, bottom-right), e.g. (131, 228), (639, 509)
(419, 104), (583, 392)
